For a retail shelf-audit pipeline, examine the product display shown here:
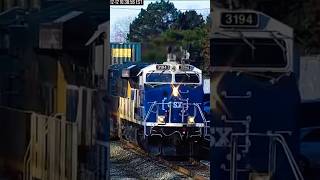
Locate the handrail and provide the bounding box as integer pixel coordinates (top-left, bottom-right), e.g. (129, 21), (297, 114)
(230, 135), (238, 180)
(23, 141), (31, 180)
(230, 133), (304, 180)
(275, 135), (304, 180)
(194, 103), (209, 137)
(143, 101), (157, 138)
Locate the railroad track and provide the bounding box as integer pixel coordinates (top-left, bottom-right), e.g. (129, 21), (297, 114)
(120, 140), (210, 180)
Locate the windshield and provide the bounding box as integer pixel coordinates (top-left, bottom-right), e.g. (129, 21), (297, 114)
(175, 73), (200, 83)
(146, 73), (172, 83)
(211, 38), (287, 68)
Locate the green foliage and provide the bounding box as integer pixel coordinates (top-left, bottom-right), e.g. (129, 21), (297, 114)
(142, 44), (167, 63)
(172, 10), (205, 30)
(127, 0), (179, 42)
(128, 0), (210, 72)
(142, 25), (209, 70)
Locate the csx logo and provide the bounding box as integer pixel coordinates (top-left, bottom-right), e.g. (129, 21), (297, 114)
(172, 102), (183, 108)
(210, 127), (233, 147)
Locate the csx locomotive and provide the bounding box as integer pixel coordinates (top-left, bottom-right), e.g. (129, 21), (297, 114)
(210, 9), (302, 180)
(108, 51), (210, 156)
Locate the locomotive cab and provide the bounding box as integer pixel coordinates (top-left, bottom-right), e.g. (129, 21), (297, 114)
(139, 62), (207, 129)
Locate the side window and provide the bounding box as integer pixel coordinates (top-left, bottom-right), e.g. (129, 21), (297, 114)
(114, 78), (121, 96)
(139, 74), (143, 85)
(136, 90), (140, 106)
(131, 89), (135, 100)
(140, 89), (144, 105)
(117, 79), (126, 97)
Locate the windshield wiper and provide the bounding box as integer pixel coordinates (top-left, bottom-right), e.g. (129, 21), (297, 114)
(238, 31), (256, 50)
(270, 32), (286, 52)
(183, 71), (190, 79)
(146, 83), (158, 88)
(159, 69), (167, 76)
(214, 31), (255, 50)
(270, 32), (287, 61)
(146, 70), (155, 78)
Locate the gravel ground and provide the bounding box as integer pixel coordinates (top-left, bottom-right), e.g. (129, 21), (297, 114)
(110, 141), (192, 180)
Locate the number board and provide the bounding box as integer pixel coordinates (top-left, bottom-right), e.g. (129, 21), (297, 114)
(156, 65), (170, 71)
(220, 12), (259, 28)
(179, 65), (194, 71)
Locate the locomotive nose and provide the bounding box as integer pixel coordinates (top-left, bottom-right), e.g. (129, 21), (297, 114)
(163, 90), (168, 97)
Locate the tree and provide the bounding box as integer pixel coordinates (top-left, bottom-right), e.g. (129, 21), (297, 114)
(142, 26), (209, 67)
(172, 10), (205, 30)
(112, 17), (133, 42)
(128, 1), (210, 69)
(127, 0), (179, 42)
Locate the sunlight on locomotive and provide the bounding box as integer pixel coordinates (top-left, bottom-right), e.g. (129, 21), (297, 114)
(187, 116), (195, 125)
(211, 73), (231, 117)
(172, 84), (180, 97)
(157, 115), (166, 125)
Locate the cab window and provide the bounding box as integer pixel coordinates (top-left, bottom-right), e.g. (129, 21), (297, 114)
(146, 73), (172, 83)
(175, 74), (200, 83)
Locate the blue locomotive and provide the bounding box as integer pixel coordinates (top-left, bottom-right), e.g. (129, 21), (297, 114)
(108, 50), (210, 156)
(209, 9), (303, 180)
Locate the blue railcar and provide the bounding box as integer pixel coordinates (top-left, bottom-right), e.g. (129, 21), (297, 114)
(209, 9), (302, 180)
(108, 52), (210, 156)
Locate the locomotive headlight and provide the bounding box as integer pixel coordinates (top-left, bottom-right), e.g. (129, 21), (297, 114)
(157, 115), (166, 125)
(187, 116), (195, 125)
(172, 86), (179, 97)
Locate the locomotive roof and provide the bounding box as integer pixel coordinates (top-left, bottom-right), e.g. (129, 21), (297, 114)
(109, 62), (148, 71)
(139, 62), (202, 75)
(108, 62), (202, 80)
(108, 62), (149, 78)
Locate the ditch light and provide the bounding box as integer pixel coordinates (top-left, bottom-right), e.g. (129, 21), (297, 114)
(157, 115), (166, 125)
(187, 116), (195, 125)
